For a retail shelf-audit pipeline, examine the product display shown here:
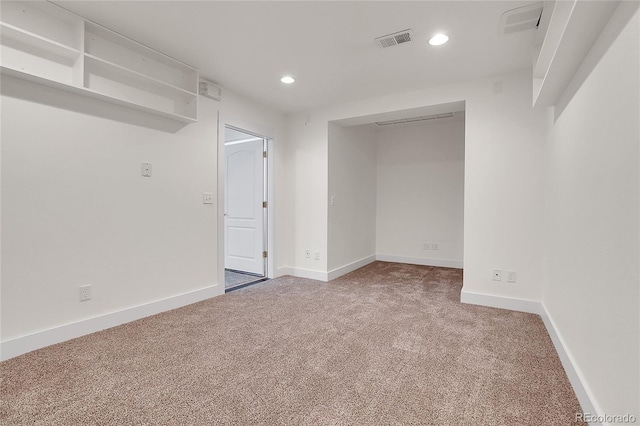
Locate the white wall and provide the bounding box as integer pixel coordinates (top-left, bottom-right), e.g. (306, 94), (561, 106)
(327, 123), (377, 273)
(282, 115), (329, 279)
(376, 119), (464, 268)
(543, 8), (639, 419)
(463, 74), (547, 303)
(287, 69), (547, 301)
(1, 74), (285, 358)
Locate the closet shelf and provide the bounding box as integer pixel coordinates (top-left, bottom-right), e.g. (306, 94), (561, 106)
(0, 66), (198, 124)
(0, 1), (199, 123)
(84, 54), (197, 97)
(532, 0), (619, 108)
(80, 85), (198, 123)
(0, 23), (81, 59)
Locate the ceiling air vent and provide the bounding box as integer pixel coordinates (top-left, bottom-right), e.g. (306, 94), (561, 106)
(499, 3), (543, 35)
(375, 29), (414, 48)
(375, 112), (455, 127)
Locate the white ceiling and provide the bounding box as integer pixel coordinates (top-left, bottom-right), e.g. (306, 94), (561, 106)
(54, 1), (539, 115)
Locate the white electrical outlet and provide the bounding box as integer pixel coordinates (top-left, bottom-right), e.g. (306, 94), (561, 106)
(493, 269), (502, 281)
(315, 251), (320, 260)
(79, 284), (91, 301)
(423, 243), (429, 250)
(305, 249), (310, 258)
(506, 270), (517, 283)
(203, 193), (213, 204)
(431, 243), (439, 251)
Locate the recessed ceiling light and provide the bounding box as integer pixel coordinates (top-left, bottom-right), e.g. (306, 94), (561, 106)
(280, 76), (295, 84)
(429, 33), (449, 46)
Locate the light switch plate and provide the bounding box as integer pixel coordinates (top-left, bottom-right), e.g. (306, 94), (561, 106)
(141, 162), (152, 177)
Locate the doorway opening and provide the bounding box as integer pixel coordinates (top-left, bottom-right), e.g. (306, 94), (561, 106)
(224, 125), (269, 291)
(327, 101), (465, 277)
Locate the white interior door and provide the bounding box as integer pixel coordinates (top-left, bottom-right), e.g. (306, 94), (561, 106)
(224, 134), (265, 275)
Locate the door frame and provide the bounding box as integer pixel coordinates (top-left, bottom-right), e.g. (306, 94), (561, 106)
(223, 126), (267, 275)
(217, 113), (275, 292)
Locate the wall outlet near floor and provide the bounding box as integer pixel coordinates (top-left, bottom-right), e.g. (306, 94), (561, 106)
(431, 243), (439, 251)
(203, 193), (213, 204)
(315, 251), (320, 260)
(506, 270), (517, 283)
(305, 249), (310, 258)
(493, 269), (502, 281)
(423, 243), (429, 250)
(79, 284), (91, 301)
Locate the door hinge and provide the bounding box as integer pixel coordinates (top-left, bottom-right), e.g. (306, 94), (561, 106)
(263, 251), (268, 258)
(263, 151), (267, 158)
(262, 201), (267, 208)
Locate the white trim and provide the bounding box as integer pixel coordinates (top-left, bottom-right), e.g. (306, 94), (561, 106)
(286, 267), (328, 282)
(376, 254), (463, 269)
(459, 290), (600, 424)
(1, 284), (220, 361)
(540, 302), (601, 425)
(217, 116), (277, 287)
(266, 137), (275, 279)
(327, 254), (376, 281)
(275, 266), (294, 278)
(217, 110), (225, 293)
(460, 289), (542, 314)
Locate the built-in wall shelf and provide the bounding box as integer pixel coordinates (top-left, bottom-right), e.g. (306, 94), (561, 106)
(0, 1), (198, 123)
(532, 0), (618, 108)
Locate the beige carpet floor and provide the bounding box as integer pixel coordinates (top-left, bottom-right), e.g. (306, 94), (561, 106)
(1, 262), (584, 425)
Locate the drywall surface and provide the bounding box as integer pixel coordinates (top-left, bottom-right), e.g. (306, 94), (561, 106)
(543, 8), (639, 418)
(1, 75), (285, 344)
(288, 69), (547, 299)
(462, 73), (547, 302)
(284, 115), (330, 275)
(376, 119), (464, 266)
(327, 123), (377, 271)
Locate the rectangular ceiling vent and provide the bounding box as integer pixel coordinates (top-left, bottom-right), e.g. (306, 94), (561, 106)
(499, 3), (544, 35)
(375, 112), (455, 126)
(375, 29), (414, 48)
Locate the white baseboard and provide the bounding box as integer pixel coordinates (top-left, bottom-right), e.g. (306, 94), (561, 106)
(327, 255), (376, 281)
(460, 289), (542, 314)
(539, 302), (601, 424)
(376, 254), (463, 269)
(460, 290), (600, 424)
(1, 284), (220, 361)
(280, 255), (461, 283)
(287, 267), (328, 282)
(275, 266), (294, 278)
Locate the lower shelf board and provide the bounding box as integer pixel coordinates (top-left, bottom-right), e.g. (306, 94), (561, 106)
(1, 66), (198, 124)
